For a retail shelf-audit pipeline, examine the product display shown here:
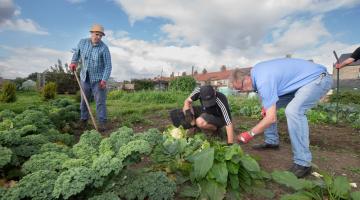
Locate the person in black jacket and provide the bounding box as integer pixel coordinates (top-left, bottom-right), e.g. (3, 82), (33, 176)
(182, 85), (235, 144)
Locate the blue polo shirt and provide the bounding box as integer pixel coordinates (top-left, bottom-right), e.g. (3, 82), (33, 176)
(251, 58), (327, 109)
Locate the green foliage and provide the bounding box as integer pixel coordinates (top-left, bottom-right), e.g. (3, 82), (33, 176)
(42, 82), (57, 100)
(189, 147), (215, 180)
(108, 90), (187, 104)
(0, 145), (12, 167)
(88, 192), (120, 200)
(44, 59), (79, 94)
(133, 128), (163, 147)
(229, 96), (360, 129)
(0, 109), (15, 121)
(2, 170), (58, 200)
(150, 127), (266, 199)
(272, 170), (358, 200)
(131, 79), (155, 90)
(52, 166), (95, 199)
(117, 139), (152, 164)
(115, 171), (176, 200)
(1, 127), (161, 200)
(272, 171), (314, 191)
(1, 81), (16, 103)
(39, 143), (72, 156)
(169, 76), (196, 92)
(0, 101), (76, 174)
(48, 99), (80, 131)
(329, 90), (360, 105)
(22, 152), (70, 174)
(199, 179), (226, 200)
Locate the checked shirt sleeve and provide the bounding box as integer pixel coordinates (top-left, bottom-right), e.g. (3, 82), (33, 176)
(101, 46), (112, 81)
(71, 40), (82, 64)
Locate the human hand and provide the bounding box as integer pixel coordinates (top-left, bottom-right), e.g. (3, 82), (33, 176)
(99, 80), (106, 89)
(69, 63), (77, 72)
(335, 63), (342, 69)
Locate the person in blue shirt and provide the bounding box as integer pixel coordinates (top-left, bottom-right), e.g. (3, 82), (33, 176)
(69, 24), (112, 132)
(234, 58), (332, 178)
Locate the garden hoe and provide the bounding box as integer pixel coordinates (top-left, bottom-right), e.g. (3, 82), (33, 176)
(333, 50), (340, 123)
(73, 72), (99, 132)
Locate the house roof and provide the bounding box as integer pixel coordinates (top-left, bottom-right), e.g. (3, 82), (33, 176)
(338, 53), (360, 66)
(194, 68), (251, 81)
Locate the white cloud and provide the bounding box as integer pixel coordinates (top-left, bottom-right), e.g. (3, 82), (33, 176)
(2, 0), (360, 80)
(0, 46), (72, 79)
(0, 0), (48, 35)
(263, 16), (330, 55)
(115, 0), (360, 52)
(0, 18), (49, 35)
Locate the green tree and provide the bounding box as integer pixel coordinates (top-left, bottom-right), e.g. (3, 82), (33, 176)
(1, 81), (17, 103)
(131, 79), (155, 91)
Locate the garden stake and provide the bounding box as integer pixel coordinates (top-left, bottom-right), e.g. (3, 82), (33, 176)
(73, 72), (99, 132)
(333, 50), (340, 123)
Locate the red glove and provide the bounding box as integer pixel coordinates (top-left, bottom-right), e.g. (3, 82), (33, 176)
(99, 80), (106, 89)
(238, 131), (254, 144)
(69, 63), (77, 72)
(261, 107), (266, 118)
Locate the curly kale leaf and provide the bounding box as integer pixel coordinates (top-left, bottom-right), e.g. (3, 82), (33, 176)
(52, 166), (94, 199)
(133, 128), (163, 147)
(117, 139), (152, 163)
(14, 110), (54, 132)
(118, 171), (176, 200)
(88, 192), (120, 200)
(0, 130), (21, 146)
(107, 127), (134, 154)
(0, 109), (15, 121)
(0, 145), (12, 168)
(0, 119), (13, 131)
(98, 138), (114, 156)
(72, 142), (98, 161)
(78, 130), (102, 148)
(2, 170), (58, 200)
(62, 158), (89, 169)
(91, 152), (123, 188)
(39, 143), (73, 156)
(46, 129), (75, 146)
(22, 152), (70, 174)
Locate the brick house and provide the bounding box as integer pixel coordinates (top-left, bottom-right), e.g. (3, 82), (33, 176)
(333, 53), (360, 89)
(193, 67), (251, 89)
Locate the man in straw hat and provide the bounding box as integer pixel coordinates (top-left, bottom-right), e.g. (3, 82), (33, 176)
(234, 58), (332, 178)
(69, 24), (112, 132)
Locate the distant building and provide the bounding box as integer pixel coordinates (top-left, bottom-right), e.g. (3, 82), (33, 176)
(21, 80), (36, 91)
(193, 67), (251, 89)
(333, 53), (360, 89)
(153, 76), (172, 90)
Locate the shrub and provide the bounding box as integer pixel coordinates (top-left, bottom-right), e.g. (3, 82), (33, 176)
(42, 82), (57, 100)
(1, 81), (17, 103)
(329, 90), (360, 105)
(169, 76), (196, 92)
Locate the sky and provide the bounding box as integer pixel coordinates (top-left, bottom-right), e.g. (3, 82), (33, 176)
(0, 0), (360, 81)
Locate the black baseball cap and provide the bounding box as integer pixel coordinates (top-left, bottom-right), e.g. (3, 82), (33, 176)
(200, 85), (216, 107)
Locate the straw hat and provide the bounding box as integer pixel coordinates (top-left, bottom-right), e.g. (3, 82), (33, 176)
(90, 24), (105, 36)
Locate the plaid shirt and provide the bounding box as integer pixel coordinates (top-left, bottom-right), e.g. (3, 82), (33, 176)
(71, 38), (112, 83)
